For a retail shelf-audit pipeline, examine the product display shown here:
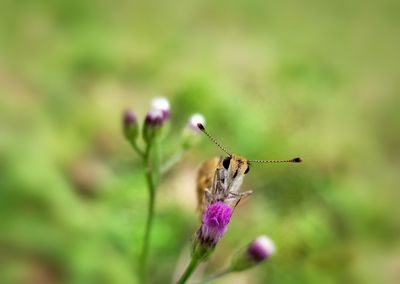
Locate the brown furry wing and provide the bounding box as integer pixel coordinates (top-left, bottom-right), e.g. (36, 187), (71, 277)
(196, 157), (221, 212)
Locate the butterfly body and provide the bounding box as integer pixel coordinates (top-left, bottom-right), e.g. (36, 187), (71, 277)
(197, 154), (252, 213)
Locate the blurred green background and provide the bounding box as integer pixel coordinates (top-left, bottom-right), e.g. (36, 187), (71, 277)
(1, 0), (399, 283)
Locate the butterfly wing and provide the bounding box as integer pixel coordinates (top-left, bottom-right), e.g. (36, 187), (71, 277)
(196, 157), (221, 212)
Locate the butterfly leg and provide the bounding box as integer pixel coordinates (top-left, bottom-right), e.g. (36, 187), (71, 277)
(230, 190), (253, 199)
(204, 188), (213, 204)
(229, 190), (253, 209)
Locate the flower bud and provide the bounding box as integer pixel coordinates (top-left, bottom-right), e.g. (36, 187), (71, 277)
(151, 97), (170, 120)
(122, 110), (138, 143)
(143, 108), (165, 143)
(192, 202), (232, 261)
(188, 113), (205, 132)
(230, 235), (276, 272)
(142, 97), (171, 143)
(145, 108), (164, 126)
(182, 113), (206, 149)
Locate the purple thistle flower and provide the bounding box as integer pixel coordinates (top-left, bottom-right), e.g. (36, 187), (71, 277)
(180, 203), (232, 282)
(201, 201), (232, 244)
(192, 202), (232, 260)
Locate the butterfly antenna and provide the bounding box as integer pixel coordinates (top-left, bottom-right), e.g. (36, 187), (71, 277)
(197, 123), (231, 156)
(248, 157), (303, 163)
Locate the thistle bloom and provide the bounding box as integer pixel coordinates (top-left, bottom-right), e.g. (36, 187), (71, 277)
(201, 201), (232, 245)
(192, 202), (232, 260)
(151, 97), (170, 119)
(122, 109), (138, 143)
(179, 202), (232, 283)
(230, 235), (276, 272)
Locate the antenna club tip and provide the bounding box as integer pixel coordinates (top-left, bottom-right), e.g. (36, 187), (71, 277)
(197, 123), (205, 130)
(292, 157), (303, 163)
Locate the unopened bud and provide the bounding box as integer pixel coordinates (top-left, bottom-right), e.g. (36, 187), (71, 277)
(122, 110), (138, 143)
(151, 97), (170, 120)
(182, 113), (206, 149)
(230, 235), (276, 272)
(143, 108), (166, 143)
(188, 113), (206, 132)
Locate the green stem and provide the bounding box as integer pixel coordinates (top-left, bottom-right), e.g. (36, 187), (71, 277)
(195, 269), (231, 284)
(176, 257), (201, 284)
(160, 149), (184, 175)
(139, 175), (155, 282)
(139, 141), (158, 283)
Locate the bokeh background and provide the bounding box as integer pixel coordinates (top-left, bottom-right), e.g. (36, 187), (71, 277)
(1, 0), (399, 283)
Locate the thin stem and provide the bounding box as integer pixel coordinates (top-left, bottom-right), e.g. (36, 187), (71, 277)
(139, 176), (155, 282)
(131, 140), (145, 158)
(195, 269), (231, 284)
(176, 257), (200, 284)
(139, 141), (158, 283)
(160, 149), (184, 175)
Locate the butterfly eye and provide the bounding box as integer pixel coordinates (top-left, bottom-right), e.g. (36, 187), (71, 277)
(244, 165), (250, 174)
(222, 157), (231, 169)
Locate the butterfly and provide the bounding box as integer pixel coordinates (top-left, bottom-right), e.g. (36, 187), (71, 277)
(196, 123), (302, 213)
